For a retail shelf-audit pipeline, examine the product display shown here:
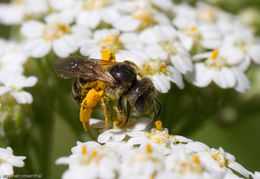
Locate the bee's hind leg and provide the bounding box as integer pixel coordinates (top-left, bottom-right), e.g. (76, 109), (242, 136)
(100, 96), (111, 132)
(80, 89), (101, 138)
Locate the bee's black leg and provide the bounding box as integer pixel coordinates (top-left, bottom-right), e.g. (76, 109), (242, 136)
(124, 101), (131, 126)
(145, 98), (161, 131)
(100, 97), (111, 132)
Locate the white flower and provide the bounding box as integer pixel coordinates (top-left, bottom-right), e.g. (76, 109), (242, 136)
(117, 50), (184, 93)
(56, 141), (120, 179)
(0, 0), (48, 25)
(57, 119), (258, 179)
(139, 25), (193, 74)
(223, 28), (260, 65)
(0, 75), (37, 104)
(113, 1), (170, 32)
(21, 12), (91, 58)
(0, 147), (26, 175)
(0, 40), (27, 82)
(80, 29), (121, 59)
(76, 0), (120, 29)
(186, 48), (250, 92)
(89, 118), (151, 144)
(252, 172), (260, 179)
(120, 143), (165, 179)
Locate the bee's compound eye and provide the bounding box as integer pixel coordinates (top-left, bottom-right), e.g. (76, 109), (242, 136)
(109, 64), (136, 84)
(135, 95), (145, 113)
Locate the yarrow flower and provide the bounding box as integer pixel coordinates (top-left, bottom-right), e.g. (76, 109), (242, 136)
(0, 0), (257, 93)
(0, 147), (26, 175)
(0, 39), (37, 104)
(56, 119), (258, 179)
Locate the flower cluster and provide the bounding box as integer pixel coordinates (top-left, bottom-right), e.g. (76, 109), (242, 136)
(0, 147), (26, 176)
(56, 118), (259, 179)
(0, 0), (259, 94)
(0, 39), (37, 105)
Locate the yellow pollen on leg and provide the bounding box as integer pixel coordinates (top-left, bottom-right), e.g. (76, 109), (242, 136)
(146, 144), (153, 154)
(155, 120), (162, 131)
(211, 49), (219, 60)
(82, 145), (87, 155)
(101, 48), (116, 62)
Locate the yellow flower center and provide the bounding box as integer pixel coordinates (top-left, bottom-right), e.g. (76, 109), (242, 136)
(206, 50), (228, 70)
(132, 8), (158, 29)
(146, 144), (153, 154)
(92, 151), (98, 157)
(198, 8), (215, 23)
(83, 0), (110, 10)
(211, 49), (219, 60)
(190, 26), (197, 33)
(192, 155), (200, 164)
(100, 33), (122, 55)
(174, 156), (203, 175)
(140, 58), (170, 76)
(82, 145), (87, 155)
(44, 23), (71, 41)
(211, 151), (227, 168)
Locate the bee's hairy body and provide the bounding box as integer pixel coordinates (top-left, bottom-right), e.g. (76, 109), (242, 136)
(72, 62), (137, 104)
(54, 56), (161, 134)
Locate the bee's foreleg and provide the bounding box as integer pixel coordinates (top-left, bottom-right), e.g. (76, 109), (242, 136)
(100, 96), (111, 131)
(124, 101), (131, 126)
(145, 98), (162, 131)
(80, 89), (101, 138)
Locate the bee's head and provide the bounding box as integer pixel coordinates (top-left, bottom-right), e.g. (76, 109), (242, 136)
(128, 77), (156, 114)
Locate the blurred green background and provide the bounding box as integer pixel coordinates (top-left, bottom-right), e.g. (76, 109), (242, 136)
(1, 0), (260, 178)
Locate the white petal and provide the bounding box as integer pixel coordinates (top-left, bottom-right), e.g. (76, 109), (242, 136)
(232, 68), (250, 93)
(167, 66), (184, 89)
(238, 56), (251, 72)
(178, 33), (194, 51)
(170, 54), (193, 74)
(20, 20), (45, 38)
(113, 16), (140, 32)
(127, 118), (152, 131)
(80, 42), (101, 59)
(150, 75), (170, 93)
(186, 63), (212, 87)
(55, 157), (70, 165)
(212, 67), (236, 88)
(139, 28), (158, 44)
(97, 129), (126, 143)
(0, 5), (23, 25)
(0, 163), (13, 175)
(8, 156), (25, 167)
(221, 47), (244, 65)
(22, 76), (38, 87)
(145, 44), (168, 60)
(89, 118), (105, 128)
(76, 11), (101, 29)
(0, 86), (10, 95)
(248, 45), (260, 64)
(53, 36), (78, 58)
(228, 162), (252, 178)
(23, 39), (51, 58)
(10, 91), (33, 104)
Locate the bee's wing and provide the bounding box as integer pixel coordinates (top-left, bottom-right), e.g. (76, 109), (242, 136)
(54, 56), (118, 85)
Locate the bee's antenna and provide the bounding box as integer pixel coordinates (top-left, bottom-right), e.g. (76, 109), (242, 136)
(145, 98), (161, 131)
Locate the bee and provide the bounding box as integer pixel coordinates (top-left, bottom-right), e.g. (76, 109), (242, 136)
(54, 56), (161, 136)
